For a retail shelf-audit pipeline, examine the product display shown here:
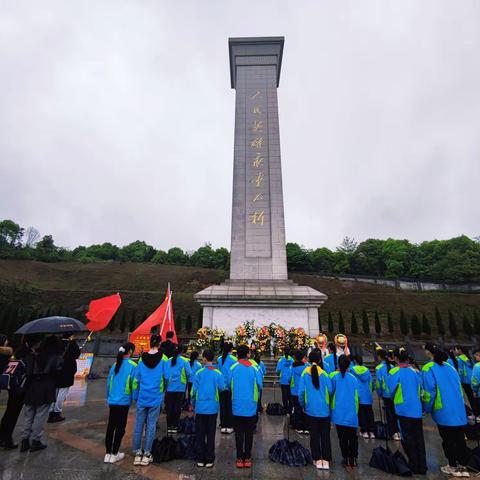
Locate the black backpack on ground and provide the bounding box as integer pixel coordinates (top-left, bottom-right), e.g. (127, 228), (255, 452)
(176, 434), (197, 460)
(374, 420), (388, 440)
(152, 436), (178, 463)
(178, 415), (195, 435)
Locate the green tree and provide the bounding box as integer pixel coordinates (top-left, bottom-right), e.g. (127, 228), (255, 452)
(374, 311), (381, 334)
(0, 219), (24, 258)
(435, 307), (445, 336)
(308, 248), (335, 273)
(400, 310), (409, 336)
(151, 250), (168, 264)
(166, 247), (189, 265)
(119, 241), (155, 262)
(338, 311), (345, 334)
(328, 312), (334, 333)
(411, 314), (421, 335)
(286, 243), (312, 271)
(350, 312), (358, 334)
(84, 242), (119, 261)
(34, 235), (60, 262)
(421, 313), (431, 335)
(448, 310), (458, 337)
(387, 312), (394, 334)
(462, 313), (473, 336)
(362, 310), (370, 335)
(474, 311), (480, 336)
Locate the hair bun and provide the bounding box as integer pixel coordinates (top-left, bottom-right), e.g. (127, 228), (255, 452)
(119, 346), (126, 353)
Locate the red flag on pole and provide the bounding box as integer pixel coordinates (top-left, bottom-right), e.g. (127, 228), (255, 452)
(85, 293), (122, 332)
(131, 284), (177, 342)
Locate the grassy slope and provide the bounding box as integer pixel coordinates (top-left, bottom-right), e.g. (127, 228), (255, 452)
(0, 260), (479, 337)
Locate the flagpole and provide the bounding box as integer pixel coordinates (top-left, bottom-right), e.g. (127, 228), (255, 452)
(159, 283), (173, 338)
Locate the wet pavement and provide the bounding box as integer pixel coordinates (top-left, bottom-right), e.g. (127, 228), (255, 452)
(0, 379), (470, 479)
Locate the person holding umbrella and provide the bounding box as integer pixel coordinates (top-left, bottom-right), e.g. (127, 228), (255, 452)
(298, 350), (333, 470)
(20, 336), (64, 452)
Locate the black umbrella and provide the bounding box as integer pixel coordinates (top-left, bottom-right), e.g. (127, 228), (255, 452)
(15, 316), (88, 335)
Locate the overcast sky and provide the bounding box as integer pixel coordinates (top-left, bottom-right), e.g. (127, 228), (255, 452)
(1, 1), (479, 252)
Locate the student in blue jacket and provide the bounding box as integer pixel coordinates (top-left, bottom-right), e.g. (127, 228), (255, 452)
(276, 347), (293, 413)
(387, 347), (426, 475)
(350, 355), (375, 439)
(227, 344), (263, 469)
(422, 347), (469, 477)
(164, 344), (192, 433)
(323, 343), (338, 375)
(455, 345), (477, 418)
(186, 351), (202, 407)
(290, 349), (308, 434)
(375, 348), (400, 440)
(298, 351), (333, 471)
(191, 349), (225, 468)
(330, 355), (359, 468)
(132, 334), (165, 466)
(470, 348), (480, 401)
(253, 352), (266, 414)
(105, 342), (136, 464)
(217, 342), (237, 434)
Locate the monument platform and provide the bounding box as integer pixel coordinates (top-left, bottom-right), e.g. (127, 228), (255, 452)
(195, 280), (327, 335)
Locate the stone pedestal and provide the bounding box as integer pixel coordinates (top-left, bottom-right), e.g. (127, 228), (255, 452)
(195, 37), (328, 335)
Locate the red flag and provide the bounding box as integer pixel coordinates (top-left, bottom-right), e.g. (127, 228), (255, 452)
(132, 285), (177, 342)
(159, 285), (177, 343)
(131, 301), (167, 336)
(85, 293), (122, 332)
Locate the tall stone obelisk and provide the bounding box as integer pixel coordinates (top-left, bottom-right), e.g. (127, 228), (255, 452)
(195, 37), (327, 336)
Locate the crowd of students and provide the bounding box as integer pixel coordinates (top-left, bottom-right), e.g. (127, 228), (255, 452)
(3, 329), (480, 477)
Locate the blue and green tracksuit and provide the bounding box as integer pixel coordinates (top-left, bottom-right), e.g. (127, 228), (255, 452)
(422, 361), (467, 426)
(323, 353), (338, 375)
(191, 364), (225, 414)
(259, 361), (267, 378)
(387, 365), (422, 418)
(164, 355), (192, 392)
(217, 354), (238, 387)
(106, 359), (137, 406)
(457, 354), (473, 385)
(227, 359), (263, 417)
(351, 365), (373, 405)
(330, 371), (359, 427)
(375, 361), (392, 398)
(472, 362), (480, 396)
(290, 363), (308, 396)
(132, 358), (165, 407)
(298, 365), (332, 417)
(190, 360), (202, 378)
(276, 355), (294, 385)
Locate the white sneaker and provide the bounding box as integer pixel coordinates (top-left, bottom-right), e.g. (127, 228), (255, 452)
(133, 453), (142, 466)
(205, 463), (214, 468)
(109, 452), (125, 463)
(296, 430), (304, 435)
(315, 460), (323, 469)
(140, 453), (153, 466)
(322, 460), (330, 470)
(441, 465), (463, 477)
(458, 466), (471, 477)
(103, 454), (112, 463)
(220, 428), (227, 434)
(226, 428), (234, 434)
(361, 432), (369, 439)
(369, 432), (376, 439)
(197, 462), (205, 467)
(393, 433), (401, 441)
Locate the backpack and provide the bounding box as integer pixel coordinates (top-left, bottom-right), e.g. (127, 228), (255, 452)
(176, 434), (197, 460)
(178, 415), (196, 435)
(374, 420), (388, 440)
(0, 359), (27, 395)
(266, 402), (286, 416)
(152, 436), (178, 463)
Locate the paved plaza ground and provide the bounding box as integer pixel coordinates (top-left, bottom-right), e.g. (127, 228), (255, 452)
(0, 378), (468, 479)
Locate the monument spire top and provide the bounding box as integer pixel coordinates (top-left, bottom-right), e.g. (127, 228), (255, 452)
(228, 36), (284, 89)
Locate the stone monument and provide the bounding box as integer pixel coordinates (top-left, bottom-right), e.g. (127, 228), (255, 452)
(195, 37), (327, 336)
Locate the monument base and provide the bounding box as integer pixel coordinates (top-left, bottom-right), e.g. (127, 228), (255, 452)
(194, 280), (327, 336)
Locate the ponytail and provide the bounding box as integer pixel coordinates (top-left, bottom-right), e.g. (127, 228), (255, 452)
(115, 342), (135, 375)
(221, 342), (231, 365)
(172, 344), (184, 367)
(448, 350), (459, 371)
(190, 350), (199, 367)
(338, 354), (350, 378)
(308, 351), (321, 390)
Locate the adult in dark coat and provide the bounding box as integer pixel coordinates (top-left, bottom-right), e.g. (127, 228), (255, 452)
(160, 331), (177, 359)
(48, 338), (80, 423)
(20, 336), (63, 452)
(0, 337), (34, 449)
(0, 334), (13, 373)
